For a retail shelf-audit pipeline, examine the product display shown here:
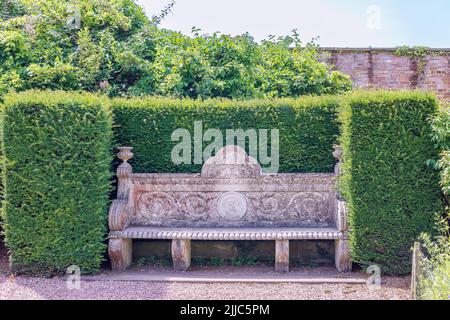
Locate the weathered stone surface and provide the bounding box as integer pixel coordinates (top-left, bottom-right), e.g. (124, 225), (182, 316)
(335, 238), (352, 272)
(172, 239), (191, 271)
(108, 200), (129, 231)
(131, 190), (335, 228)
(201, 145), (262, 179)
(127, 147), (336, 228)
(109, 238), (132, 272)
(275, 240), (289, 272)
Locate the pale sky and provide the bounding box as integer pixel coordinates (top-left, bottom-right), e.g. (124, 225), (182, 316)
(137, 0), (450, 47)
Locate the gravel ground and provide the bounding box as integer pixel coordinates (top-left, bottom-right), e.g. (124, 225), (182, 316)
(0, 274), (411, 300)
(0, 241), (411, 300)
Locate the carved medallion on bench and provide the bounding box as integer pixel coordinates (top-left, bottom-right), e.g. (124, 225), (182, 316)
(108, 145), (351, 273)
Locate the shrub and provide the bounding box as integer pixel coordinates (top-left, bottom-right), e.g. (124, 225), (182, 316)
(0, 1), (351, 99)
(419, 233), (450, 300)
(339, 90), (442, 275)
(256, 34), (352, 98)
(149, 30), (352, 99)
(1, 90), (112, 275)
(430, 103), (450, 197)
(0, 0), (153, 97)
(418, 103), (450, 300)
(112, 96), (341, 174)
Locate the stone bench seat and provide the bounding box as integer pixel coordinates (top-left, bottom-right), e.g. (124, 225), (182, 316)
(109, 227), (344, 241)
(109, 227), (345, 272)
(108, 145), (351, 273)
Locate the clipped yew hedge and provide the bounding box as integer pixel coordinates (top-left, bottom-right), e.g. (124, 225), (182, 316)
(0, 90), (445, 276)
(1, 91), (112, 275)
(340, 91), (443, 275)
(112, 97), (341, 174)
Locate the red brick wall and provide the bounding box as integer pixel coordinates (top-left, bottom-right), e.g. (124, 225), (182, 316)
(319, 48), (450, 100)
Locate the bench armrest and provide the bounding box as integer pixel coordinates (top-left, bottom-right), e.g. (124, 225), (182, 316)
(336, 200), (348, 232)
(109, 200), (129, 231)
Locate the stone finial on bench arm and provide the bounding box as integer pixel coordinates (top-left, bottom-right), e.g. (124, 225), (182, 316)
(116, 147), (133, 200)
(109, 147), (133, 232)
(333, 144), (343, 177)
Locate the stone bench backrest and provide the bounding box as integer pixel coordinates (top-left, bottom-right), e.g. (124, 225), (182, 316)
(118, 146), (340, 229)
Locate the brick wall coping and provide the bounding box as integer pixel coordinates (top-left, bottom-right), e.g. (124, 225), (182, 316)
(317, 47), (450, 53)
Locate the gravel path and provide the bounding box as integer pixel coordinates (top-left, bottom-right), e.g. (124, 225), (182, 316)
(0, 241), (411, 300)
(0, 274), (411, 300)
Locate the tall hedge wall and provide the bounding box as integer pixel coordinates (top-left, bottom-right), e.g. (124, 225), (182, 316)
(340, 91), (443, 275)
(1, 91), (112, 275)
(0, 90), (445, 276)
(112, 97), (341, 174)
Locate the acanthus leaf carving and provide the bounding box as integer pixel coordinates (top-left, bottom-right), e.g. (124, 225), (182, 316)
(131, 191), (332, 227)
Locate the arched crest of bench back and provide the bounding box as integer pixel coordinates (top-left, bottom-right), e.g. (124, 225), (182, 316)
(201, 145), (262, 179)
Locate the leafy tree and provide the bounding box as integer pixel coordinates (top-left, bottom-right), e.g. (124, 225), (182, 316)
(147, 28), (351, 99)
(0, 0), (155, 96)
(258, 32), (351, 97)
(0, 0), (352, 98)
(148, 29), (260, 99)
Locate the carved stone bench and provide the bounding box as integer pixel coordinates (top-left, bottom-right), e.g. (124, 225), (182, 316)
(108, 145), (351, 273)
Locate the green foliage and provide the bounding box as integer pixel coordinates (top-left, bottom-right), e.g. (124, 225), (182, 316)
(0, 0), (25, 20)
(112, 96), (341, 174)
(419, 234), (450, 300)
(150, 0), (176, 26)
(230, 255), (261, 266)
(339, 90), (442, 275)
(192, 257), (226, 267)
(1, 90), (112, 275)
(149, 30), (260, 99)
(0, 1), (351, 99)
(418, 102), (450, 300)
(430, 103), (450, 196)
(191, 255), (269, 267)
(257, 33), (352, 97)
(0, 0), (154, 97)
(134, 255), (171, 267)
(394, 46), (430, 59)
(147, 29), (352, 99)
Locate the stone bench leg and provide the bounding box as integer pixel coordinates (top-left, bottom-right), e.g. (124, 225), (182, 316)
(335, 238), (351, 272)
(275, 240), (289, 273)
(172, 239), (191, 271)
(109, 238), (132, 272)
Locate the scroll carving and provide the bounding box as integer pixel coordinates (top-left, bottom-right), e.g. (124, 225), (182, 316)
(130, 191), (332, 227)
(108, 200), (129, 231)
